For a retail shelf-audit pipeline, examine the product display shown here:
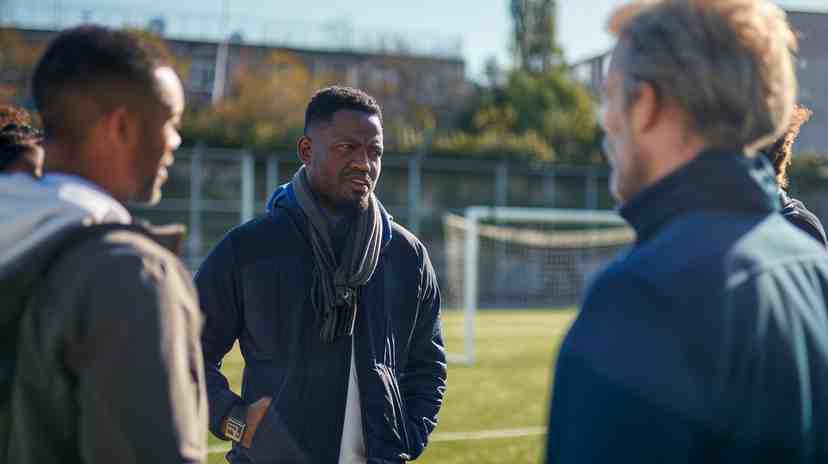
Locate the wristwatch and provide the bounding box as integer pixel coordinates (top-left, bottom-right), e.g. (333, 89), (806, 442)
(223, 406), (247, 443)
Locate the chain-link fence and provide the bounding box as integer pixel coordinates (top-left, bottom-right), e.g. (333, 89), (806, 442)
(127, 145), (616, 284)
(128, 145), (828, 296)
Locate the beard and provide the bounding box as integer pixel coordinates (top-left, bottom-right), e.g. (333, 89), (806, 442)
(331, 188), (371, 213)
(603, 136), (624, 202)
(351, 191), (372, 211)
(338, 169), (376, 212)
(604, 134), (647, 205)
(307, 166), (378, 213)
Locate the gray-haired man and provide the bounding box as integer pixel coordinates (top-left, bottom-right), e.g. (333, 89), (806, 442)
(548, 1), (828, 462)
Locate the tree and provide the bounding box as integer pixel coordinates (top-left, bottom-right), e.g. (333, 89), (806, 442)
(483, 55), (505, 88)
(459, 66), (600, 164)
(0, 28), (45, 103)
(511, 0), (532, 72)
(126, 29), (191, 84)
(510, 0), (562, 73)
(185, 50), (333, 150)
(531, 0), (561, 71)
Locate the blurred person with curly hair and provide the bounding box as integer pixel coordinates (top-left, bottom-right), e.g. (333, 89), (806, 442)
(759, 105), (827, 247)
(0, 105), (43, 177)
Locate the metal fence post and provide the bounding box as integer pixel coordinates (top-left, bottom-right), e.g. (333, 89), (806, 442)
(266, 155), (280, 196)
(188, 143), (204, 270)
(408, 128), (433, 235)
(495, 161), (509, 206)
(408, 155), (422, 235)
(585, 167), (598, 210)
(543, 169), (556, 208)
(493, 161), (510, 298)
(241, 151), (255, 224)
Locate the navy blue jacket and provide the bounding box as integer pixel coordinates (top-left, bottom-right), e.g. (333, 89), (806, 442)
(196, 184), (446, 463)
(780, 190), (828, 249)
(547, 151), (828, 463)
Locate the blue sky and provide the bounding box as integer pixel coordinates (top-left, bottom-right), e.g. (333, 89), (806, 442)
(4, 0), (827, 78)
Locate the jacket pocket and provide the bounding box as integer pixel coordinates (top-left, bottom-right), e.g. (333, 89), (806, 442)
(374, 362), (412, 458)
(241, 399), (310, 464)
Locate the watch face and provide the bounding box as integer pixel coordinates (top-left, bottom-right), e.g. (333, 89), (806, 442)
(225, 417), (246, 442)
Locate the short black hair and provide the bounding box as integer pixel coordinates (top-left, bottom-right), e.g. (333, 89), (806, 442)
(32, 25), (169, 139)
(304, 86), (382, 134)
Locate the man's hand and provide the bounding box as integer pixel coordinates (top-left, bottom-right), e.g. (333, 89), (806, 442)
(241, 396), (273, 448)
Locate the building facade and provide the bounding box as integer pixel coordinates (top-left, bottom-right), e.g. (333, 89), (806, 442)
(788, 10), (828, 154)
(0, 25), (468, 129)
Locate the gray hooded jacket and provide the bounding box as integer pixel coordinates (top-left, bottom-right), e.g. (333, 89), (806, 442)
(0, 173), (207, 464)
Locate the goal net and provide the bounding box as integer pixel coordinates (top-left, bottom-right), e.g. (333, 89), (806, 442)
(443, 207), (635, 364)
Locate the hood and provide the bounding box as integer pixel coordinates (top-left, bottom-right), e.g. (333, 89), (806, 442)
(266, 181), (394, 248)
(265, 181), (293, 215)
(0, 173), (131, 271)
(0, 173), (131, 331)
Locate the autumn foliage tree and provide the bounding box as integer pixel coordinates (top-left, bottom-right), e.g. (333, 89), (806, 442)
(442, 0), (600, 165)
(0, 27), (44, 103)
(510, 0), (562, 73)
(126, 29), (192, 83)
(185, 50), (334, 150)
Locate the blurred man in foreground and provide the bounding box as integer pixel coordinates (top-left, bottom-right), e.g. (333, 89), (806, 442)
(0, 26), (206, 463)
(547, 1), (828, 462)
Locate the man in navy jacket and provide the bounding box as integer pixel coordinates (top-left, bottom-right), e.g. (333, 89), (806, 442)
(547, 1), (828, 463)
(196, 87), (446, 463)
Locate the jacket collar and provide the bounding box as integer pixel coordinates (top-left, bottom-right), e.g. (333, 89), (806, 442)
(619, 149), (779, 243)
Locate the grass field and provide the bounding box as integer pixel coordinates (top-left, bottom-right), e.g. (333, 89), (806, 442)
(207, 309), (577, 464)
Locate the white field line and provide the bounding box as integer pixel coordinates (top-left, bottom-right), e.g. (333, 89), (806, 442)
(207, 426), (546, 454)
(430, 426), (546, 442)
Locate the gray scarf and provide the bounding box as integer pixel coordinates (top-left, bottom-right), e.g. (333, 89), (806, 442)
(291, 166), (383, 343)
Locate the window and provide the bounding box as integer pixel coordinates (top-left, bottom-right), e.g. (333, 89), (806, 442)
(188, 59), (215, 93)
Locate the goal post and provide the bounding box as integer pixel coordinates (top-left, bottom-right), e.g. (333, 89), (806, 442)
(444, 206), (633, 365)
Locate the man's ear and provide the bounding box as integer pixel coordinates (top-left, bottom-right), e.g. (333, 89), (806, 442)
(297, 135), (312, 165)
(630, 81), (660, 135)
(103, 106), (139, 152)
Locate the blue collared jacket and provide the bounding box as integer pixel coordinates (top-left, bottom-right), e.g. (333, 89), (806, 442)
(546, 151), (828, 463)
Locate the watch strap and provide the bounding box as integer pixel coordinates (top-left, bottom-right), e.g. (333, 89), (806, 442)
(224, 404), (247, 442)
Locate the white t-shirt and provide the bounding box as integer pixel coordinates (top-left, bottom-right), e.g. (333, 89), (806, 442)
(338, 340), (367, 464)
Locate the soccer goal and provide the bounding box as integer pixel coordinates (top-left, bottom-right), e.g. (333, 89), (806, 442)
(443, 207), (635, 365)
